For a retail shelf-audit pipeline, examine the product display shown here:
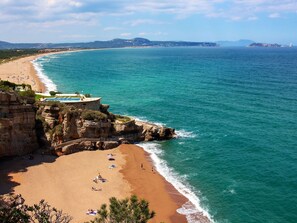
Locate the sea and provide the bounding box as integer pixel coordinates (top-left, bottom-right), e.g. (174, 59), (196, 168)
(33, 47), (297, 223)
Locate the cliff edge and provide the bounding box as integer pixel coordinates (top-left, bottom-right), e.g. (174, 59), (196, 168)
(0, 91), (39, 157)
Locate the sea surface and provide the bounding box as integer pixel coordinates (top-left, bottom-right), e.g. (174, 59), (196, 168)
(34, 47), (297, 223)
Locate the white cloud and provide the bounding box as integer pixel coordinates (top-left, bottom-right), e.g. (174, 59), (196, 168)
(0, 0), (296, 27)
(138, 31), (168, 37)
(247, 16), (258, 21)
(269, 12), (280, 18)
(125, 19), (167, 27)
(61, 34), (95, 39)
(120, 32), (132, 37)
(103, 26), (122, 31)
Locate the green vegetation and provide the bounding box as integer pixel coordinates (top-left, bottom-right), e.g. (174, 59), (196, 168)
(18, 89), (35, 98)
(87, 195), (155, 223)
(115, 115), (132, 123)
(0, 80), (35, 104)
(0, 195), (72, 223)
(49, 91), (62, 96)
(0, 49), (40, 64)
(52, 124), (63, 137)
(81, 110), (108, 121)
(0, 80), (32, 92)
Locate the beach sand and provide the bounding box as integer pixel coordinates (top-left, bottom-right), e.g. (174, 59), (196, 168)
(0, 148), (130, 222)
(120, 144), (188, 223)
(0, 145), (188, 222)
(0, 52), (190, 222)
(0, 55), (46, 92)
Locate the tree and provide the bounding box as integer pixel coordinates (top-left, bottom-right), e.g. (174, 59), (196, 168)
(88, 195), (155, 223)
(0, 195), (72, 223)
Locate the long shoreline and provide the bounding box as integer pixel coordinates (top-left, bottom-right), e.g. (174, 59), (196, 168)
(0, 49), (92, 93)
(120, 145), (188, 223)
(0, 52), (190, 222)
(0, 51), (210, 222)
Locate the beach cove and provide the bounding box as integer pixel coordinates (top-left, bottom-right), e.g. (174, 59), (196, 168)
(0, 52), (193, 222)
(2, 47), (297, 222)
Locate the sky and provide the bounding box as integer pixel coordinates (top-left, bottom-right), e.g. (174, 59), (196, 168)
(0, 0), (296, 44)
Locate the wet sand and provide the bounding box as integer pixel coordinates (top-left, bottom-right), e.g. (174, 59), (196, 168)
(120, 144), (188, 223)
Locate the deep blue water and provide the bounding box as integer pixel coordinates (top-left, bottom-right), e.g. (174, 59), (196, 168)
(36, 47), (297, 223)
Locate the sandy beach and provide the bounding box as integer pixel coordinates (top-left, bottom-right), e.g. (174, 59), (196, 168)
(0, 54), (47, 92)
(0, 52), (189, 222)
(0, 145), (188, 222)
(120, 145), (188, 223)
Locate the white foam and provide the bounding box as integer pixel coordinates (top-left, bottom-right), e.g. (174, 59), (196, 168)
(31, 57), (57, 93)
(131, 116), (166, 127)
(137, 142), (214, 223)
(175, 129), (197, 138)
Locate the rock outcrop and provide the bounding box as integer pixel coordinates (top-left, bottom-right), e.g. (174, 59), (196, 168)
(36, 103), (176, 156)
(0, 91), (38, 157)
(0, 91), (175, 158)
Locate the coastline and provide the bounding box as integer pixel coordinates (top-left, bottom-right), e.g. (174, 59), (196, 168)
(0, 145), (189, 222)
(0, 49), (92, 93)
(120, 144), (188, 223)
(0, 51), (210, 222)
(0, 54), (47, 92)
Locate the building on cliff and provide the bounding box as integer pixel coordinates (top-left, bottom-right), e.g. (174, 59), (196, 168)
(41, 93), (101, 111)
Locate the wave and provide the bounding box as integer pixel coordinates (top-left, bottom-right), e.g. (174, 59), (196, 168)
(175, 129), (197, 138)
(131, 116), (166, 127)
(31, 56), (57, 93)
(130, 116), (198, 139)
(137, 142), (214, 223)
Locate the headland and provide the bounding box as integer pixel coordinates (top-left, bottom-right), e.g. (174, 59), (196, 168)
(0, 52), (195, 222)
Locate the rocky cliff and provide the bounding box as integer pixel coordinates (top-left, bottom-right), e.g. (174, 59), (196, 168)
(0, 92), (175, 158)
(0, 91), (39, 157)
(37, 103), (176, 156)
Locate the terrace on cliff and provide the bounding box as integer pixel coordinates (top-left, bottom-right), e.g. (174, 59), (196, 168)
(0, 80), (176, 158)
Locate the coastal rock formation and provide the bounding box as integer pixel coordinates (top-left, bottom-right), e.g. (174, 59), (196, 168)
(135, 121), (176, 141)
(0, 91), (38, 158)
(0, 91), (176, 158)
(36, 103), (176, 156)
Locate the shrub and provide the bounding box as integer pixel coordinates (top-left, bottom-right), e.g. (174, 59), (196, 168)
(0, 195), (72, 223)
(88, 195), (155, 223)
(0, 80), (17, 91)
(115, 115), (131, 123)
(81, 110), (107, 121)
(54, 124), (63, 136)
(49, 91), (62, 96)
(18, 90), (35, 98)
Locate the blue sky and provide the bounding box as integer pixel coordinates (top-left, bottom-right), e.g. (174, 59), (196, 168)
(0, 0), (296, 44)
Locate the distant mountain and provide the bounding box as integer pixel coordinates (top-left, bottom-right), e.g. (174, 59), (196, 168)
(0, 38), (217, 49)
(216, 39), (255, 47)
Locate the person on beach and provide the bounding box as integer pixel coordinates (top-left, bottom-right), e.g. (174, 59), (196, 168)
(141, 163), (144, 169)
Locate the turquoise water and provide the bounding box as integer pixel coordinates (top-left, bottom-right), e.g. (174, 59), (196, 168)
(35, 48), (297, 223)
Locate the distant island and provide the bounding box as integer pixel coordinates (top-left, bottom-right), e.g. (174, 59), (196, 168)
(249, 42), (293, 48)
(0, 38), (217, 49)
(216, 39), (255, 47)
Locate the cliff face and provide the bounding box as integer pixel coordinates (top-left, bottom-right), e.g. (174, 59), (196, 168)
(0, 92), (175, 158)
(0, 91), (38, 157)
(37, 104), (176, 156)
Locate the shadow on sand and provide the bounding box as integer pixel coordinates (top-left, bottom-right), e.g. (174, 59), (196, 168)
(0, 154), (57, 195)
